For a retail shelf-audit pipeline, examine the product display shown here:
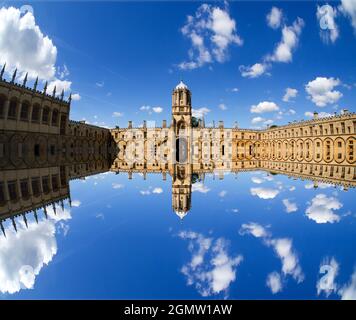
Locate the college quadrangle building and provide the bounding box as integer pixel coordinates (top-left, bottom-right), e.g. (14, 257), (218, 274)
(0, 67), (355, 224)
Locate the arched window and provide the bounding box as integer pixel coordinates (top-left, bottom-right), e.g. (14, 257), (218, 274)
(42, 106), (50, 124)
(20, 101), (30, 121)
(0, 95), (6, 118)
(31, 104), (41, 122)
(52, 109), (59, 126)
(8, 98), (17, 119)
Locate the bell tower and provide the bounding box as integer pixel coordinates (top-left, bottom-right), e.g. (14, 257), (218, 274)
(172, 81), (192, 164)
(172, 81), (192, 135)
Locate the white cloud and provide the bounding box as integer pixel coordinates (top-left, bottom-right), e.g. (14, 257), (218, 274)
(218, 103), (227, 111)
(47, 79), (72, 95)
(71, 93), (81, 101)
(317, 5), (339, 43)
(71, 200), (81, 207)
(240, 222), (304, 284)
(282, 199), (298, 213)
(267, 7), (283, 29)
(267, 238), (304, 282)
(305, 111), (333, 118)
(266, 17), (304, 63)
(283, 88), (298, 102)
(140, 105), (151, 111)
(239, 222), (269, 238)
(317, 257), (339, 297)
(251, 117), (274, 126)
(0, 7), (57, 80)
(152, 187), (163, 194)
(340, 0), (356, 31)
(192, 107), (210, 118)
(96, 81), (104, 88)
(179, 4), (242, 69)
(305, 194), (342, 224)
(218, 190), (227, 198)
(231, 87), (239, 92)
(251, 176), (264, 184)
(179, 231), (243, 297)
(112, 112), (123, 117)
(152, 107), (163, 113)
(239, 63), (269, 78)
(58, 64), (70, 79)
(112, 183), (124, 189)
(250, 187), (279, 199)
(192, 182), (210, 193)
(0, 220), (57, 294)
(266, 272), (283, 294)
(250, 101), (279, 114)
(305, 77), (343, 107)
(140, 190), (151, 195)
(339, 269), (356, 300)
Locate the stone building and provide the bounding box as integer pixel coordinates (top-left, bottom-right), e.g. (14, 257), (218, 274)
(1, 73), (355, 222)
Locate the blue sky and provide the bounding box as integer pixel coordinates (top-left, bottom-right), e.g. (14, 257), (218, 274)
(1, 170), (355, 299)
(0, 1), (355, 129)
(1, 1), (356, 299)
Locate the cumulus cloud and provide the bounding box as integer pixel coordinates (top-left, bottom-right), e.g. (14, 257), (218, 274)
(305, 77), (343, 107)
(340, 0), (356, 31)
(282, 199), (298, 213)
(267, 238), (304, 282)
(250, 101), (279, 114)
(317, 257), (339, 297)
(152, 187), (163, 194)
(339, 269), (356, 300)
(179, 3), (243, 69)
(139, 105), (163, 114)
(305, 194), (342, 224)
(152, 107), (163, 113)
(251, 176), (264, 184)
(192, 182), (210, 193)
(0, 7), (77, 99)
(266, 17), (304, 63)
(317, 5), (339, 43)
(179, 231), (243, 297)
(71, 93), (81, 101)
(71, 200), (81, 207)
(239, 63), (269, 78)
(239, 222), (269, 238)
(251, 116), (274, 126)
(240, 222), (304, 286)
(192, 107), (210, 118)
(267, 7), (283, 29)
(283, 88), (298, 102)
(0, 220), (57, 294)
(266, 271), (283, 294)
(0, 7), (57, 79)
(250, 187), (279, 199)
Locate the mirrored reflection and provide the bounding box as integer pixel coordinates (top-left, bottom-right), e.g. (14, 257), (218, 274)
(0, 77), (355, 298)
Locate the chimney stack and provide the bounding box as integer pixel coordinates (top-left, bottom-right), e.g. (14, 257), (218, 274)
(162, 120), (167, 128)
(128, 121), (132, 129)
(313, 112), (318, 119)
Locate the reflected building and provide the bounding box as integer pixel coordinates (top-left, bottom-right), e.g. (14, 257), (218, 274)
(1, 67), (356, 223)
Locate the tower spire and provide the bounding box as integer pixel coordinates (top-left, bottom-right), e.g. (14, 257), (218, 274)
(60, 89), (64, 101)
(22, 72), (28, 87)
(33, 77), (38, 91)
(43, 81), (48, 94)
(52, 85), (56, 97)
(0, 222), (6, 238)
(0, 63), (6, 80)
(34, 209), (39, 224)
(11, 68), (17, 83)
